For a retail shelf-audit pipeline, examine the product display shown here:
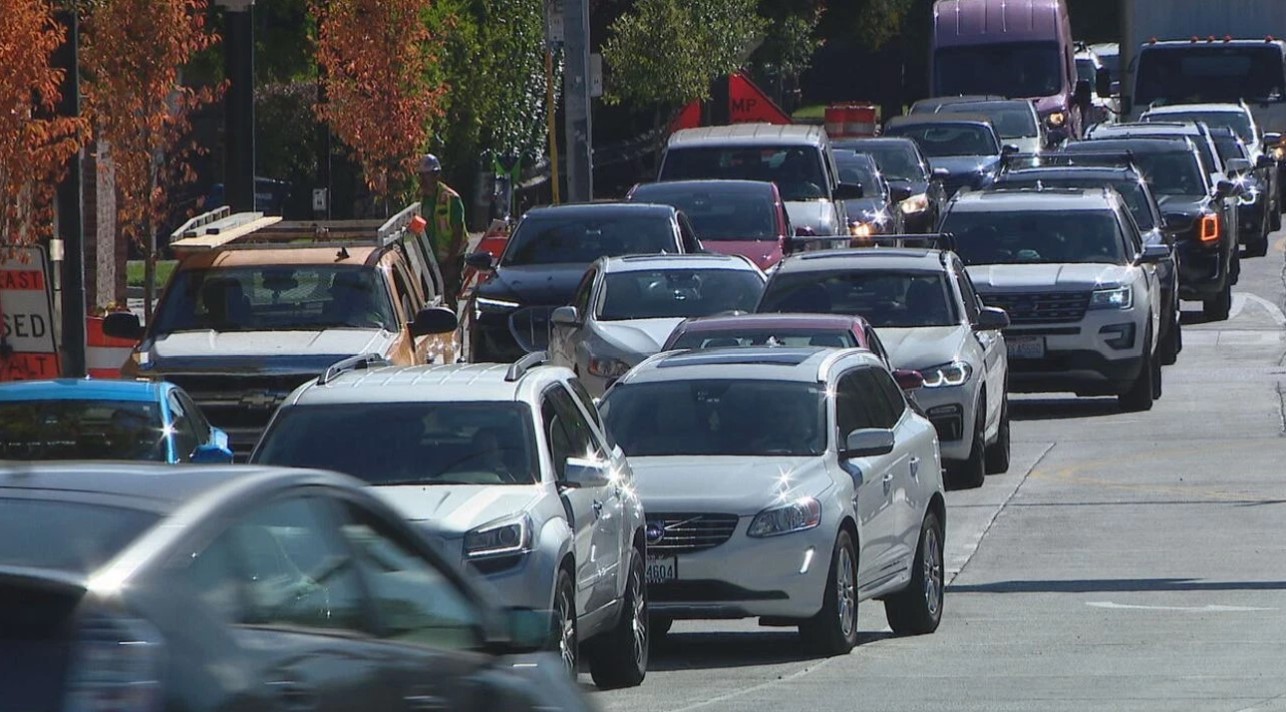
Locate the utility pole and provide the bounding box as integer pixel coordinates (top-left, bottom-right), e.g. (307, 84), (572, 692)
(544, 0), (563, 204)
(54, 8), (86, 378)
(315, 63), (332, 219)
(562, 0), (593, 202)
(219, 0), (256, 212)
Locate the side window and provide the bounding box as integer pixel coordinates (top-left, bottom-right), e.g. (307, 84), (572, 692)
(873, 369), (908, 422)
(677, 213), (699, 253)
(572, 268), (596, 318)
(568, 378), (616, 450)
(177, 391), (211, 442)
(1117, 209), (1143, 256)
(835, 371), (878, 437)
(167, 392), (200, 460)
(542, 395), (573, 475)
(549, 386), (603, 461)
(400, 241), (437, 303)
(865, 327), (891, 367)
(388, 259), (420, 322)
(340, 503), (481, 649)
(952, 263), (982, 323)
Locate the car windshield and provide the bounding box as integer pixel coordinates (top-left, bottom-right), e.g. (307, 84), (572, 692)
(151, 266), (398, 335)
(759, 271), (958, 328)
(255, 402), (538, 486)
(942, 209), (1127, 265)
(885, 124), (999, 157)
(1136, 46), (1286, 105)
(840, 143), (924, 182)
(999, 177), (1156, 230)
(934, 42), (1064, 97)
(949, 103), (1040, 139)
(0, 499), (158, 573)
(1065, 147), (1208, 196)
(669, 328), (857, 350)
(833, 153), (884, 196)
(1146, 111), (1255, 143)
(632, 186), (778, 241)
(600, 379), (826, 457)
(502, 213), (678, 266)
(660, 146), (830, 202)
(599, 269), (765, 321)
(0, 400), (167, 461)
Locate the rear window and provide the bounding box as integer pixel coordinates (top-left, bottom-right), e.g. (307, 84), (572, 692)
(631, 185), (778, 241)
(884, 124), (999, 158)
(660, 146), (829, 202)
(1136, 45), (1286, 105)
(0, 400), (167, 461)
(0, 498), (158, 573)
(502, 213), (679, 266)
(599, 269), (765, 321)
(669, 328), (856, 350)
(941, 209), (1128, 265)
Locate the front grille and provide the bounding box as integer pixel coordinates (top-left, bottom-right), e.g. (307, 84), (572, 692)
(508, 307), (554, 353)
(163, 372), (319, 448)
(981, 291), (1090, 325)
(647, 513), (739, 555)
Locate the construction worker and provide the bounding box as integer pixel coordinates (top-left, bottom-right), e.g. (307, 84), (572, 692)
(418, 154), (467, 308)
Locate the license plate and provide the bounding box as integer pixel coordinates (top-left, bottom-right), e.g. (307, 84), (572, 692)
(1007, 335), (1046, 359)
(646, 556), (678, 585)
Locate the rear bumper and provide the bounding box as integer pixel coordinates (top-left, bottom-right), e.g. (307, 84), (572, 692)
(1175, 241), (1230, 299)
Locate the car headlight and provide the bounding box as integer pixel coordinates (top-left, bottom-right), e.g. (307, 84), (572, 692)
(1089, 286), (1133, 310)
(920, 361), (972, 388)
(899, 193), (930, 214)
(464, 515), (532, 558)
(848, 221), (875, 238)
(748, 497), (822, 538)
(1046, 111), (1067, 127)
(588, 356), (632, 379)
(475, 296), (520, 316)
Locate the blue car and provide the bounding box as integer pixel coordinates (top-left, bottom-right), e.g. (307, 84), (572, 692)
(0, 379), (233, 463)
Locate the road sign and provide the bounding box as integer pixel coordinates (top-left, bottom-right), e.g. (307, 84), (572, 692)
(547, 0), (565, 43)
(669, 73), (793, 132)
(589, 53), (603, 98)
(0, 247), (60, 381)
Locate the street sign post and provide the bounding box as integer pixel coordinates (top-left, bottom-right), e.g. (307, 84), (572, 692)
(0, 248), (60, 381)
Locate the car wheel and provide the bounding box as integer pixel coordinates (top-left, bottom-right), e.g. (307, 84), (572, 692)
(884, 511), (944, 636)
(1203, 285), (1232, 321)
(984, 396), (1010, 474)
(1150, 342), (1163, 401)
(587, 550), (648, 689)
(1160, 308), (1180, 366)
(1250, 220), (1271, 257)
(1119, 328), (1155, 412)
(799, 530), (859, 656)
(949, 411), (986, 489)
(552, 568), (578, 678)
(649, 616), (672, 643)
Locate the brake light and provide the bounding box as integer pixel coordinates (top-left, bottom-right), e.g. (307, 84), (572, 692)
(63, 616), (163, 712)
(1199, 214), (1220, 243)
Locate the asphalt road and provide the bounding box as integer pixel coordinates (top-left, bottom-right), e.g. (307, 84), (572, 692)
(589, 233), (1286, 712)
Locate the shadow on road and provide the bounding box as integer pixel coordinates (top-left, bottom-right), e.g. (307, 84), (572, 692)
(1009, 397), (1122, 422)
(647, 629), (895, 671)
(1180, 307), (1220, 326)
(948, 578), (1286, 594)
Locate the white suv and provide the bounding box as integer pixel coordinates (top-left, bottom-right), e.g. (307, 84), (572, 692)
(939, 187), (1169, 411)
(598, 347), (945, 654)
(252, 353), (649, 688)
(757, 246), (1012, 489)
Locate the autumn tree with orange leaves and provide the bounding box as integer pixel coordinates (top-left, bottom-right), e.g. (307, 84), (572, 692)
(314, 0), (449, 212)
(81, 0), (222, 313)
(0, 1), (88, 248)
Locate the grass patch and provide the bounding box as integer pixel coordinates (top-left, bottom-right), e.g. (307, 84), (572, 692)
(127, 260), (178, 289)
(792, 104), (828, 122)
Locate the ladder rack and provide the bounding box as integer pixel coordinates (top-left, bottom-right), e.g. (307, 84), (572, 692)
(169, 202), (423, 254)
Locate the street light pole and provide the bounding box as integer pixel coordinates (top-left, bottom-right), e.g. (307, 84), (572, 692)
(562, 0), (592, 202)
(54, 8), (86, 378)
(218, 0), (256, 213)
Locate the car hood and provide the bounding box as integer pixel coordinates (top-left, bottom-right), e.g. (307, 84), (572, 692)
(965, 263), (1130, 292)
(478, 264), (590, 305)
(703, 240), (784, 270)
(146, 329), (392, 369)
(784, 199), (840, 235)
(371, 484), (544, 537)
(928, 155), (1001, 176)
(875, 325), (971, 370)
(593, 318), (687, 359)
(627, 456), (829, 515)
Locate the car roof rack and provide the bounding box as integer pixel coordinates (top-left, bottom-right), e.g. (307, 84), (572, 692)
(318, 353), (391, 386)
(505, 351), (549, 382)
(169, 202), (423, 254)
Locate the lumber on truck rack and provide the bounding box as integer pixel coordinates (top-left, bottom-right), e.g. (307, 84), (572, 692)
(168, 203), (424, 254)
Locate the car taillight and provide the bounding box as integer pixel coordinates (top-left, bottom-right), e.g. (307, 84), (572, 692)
(1199, 214), (1220, 243)
(63, 616), (163, 712)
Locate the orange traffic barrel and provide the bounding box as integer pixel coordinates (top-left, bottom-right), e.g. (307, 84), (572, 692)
(842, 105), (878, 136)
(86, 314), (137, 378)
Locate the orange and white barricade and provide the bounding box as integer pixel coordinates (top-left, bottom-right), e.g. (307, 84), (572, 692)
(86, 315), (136, 378)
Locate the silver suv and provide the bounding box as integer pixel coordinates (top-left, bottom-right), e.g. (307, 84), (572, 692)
(252, 354), (649, 688)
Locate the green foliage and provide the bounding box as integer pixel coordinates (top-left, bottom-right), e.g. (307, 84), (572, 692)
(602, 0), (767, 108)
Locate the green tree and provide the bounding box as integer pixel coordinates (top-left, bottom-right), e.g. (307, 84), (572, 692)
(602, 0), (767, 110)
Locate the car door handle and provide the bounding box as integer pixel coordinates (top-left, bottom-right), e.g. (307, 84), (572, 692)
(910, 457), (921, 479)
(266, 679), (315, 712)
(593, 500), (604, 517)
(882, 473), (894, 495)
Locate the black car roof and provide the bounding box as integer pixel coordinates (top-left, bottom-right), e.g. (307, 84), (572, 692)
(1066, 137), (1196, 154)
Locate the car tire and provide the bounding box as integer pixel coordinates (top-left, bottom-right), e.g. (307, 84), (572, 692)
(587, 550), (648, 689)
(1250, 220), (1271, 258)
(1119, 329), (1155, 412)
(1231, 248), (1241, 284)
(799, 530), (859, 656)
(1160, 309), (1181, 365)
(950, 412), (986, 489)
(1150, 343), (1163, 401)
(984, 396), (1010, 474)
(1203, 285), (1232, 321)
(649, 616), (672, 643)
(1272, 204), (1282, 232)
(552, 568), (579, 677)
(884, 511), (944, 636)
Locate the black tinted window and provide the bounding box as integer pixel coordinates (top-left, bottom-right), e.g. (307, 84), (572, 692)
(0, 499), (157, 573)
(660, 146), (829, 202)
(841, 143), (924, 181)
(759, 271), (958, 328)
(0, 400), (166, 461)
(599, 269), (764, 320)
(631, 185), (779, 241)
(502, 213), (679, 266)
(885, 123), (1000, 157)
(941, 210), (1128, 265)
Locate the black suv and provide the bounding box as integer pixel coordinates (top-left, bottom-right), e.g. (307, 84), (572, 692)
(466, 202), (703, 362)
(834, 136), (949, 233)
(1064, 137), (1241, 321)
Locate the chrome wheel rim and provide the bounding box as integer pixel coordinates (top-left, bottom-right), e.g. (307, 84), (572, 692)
(630, 565), (648, 668)
(923, 527), (943, 617)
(556, 585), (576, 674)
(837, 546), (856, 637)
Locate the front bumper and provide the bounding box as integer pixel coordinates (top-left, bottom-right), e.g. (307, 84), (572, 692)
(913, 384), (976, 462)
(646, 515), (833, 621)
(999, 308), (1148, 395)
(425, 532), (557, 612)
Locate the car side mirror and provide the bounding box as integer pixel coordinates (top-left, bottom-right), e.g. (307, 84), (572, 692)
(1137, 243), (1170, 264)
(1256, 154), (1276, 170)
(833, 182), (864, 200)
(551, 305), (581, 327)
(1095, 67), (1111, 98)
(841, 428), (895, 458)
(889, 184), (914, 202)
(892, 369), (925, 391)
(1001, 144), (1021, 155)
(563, 456), (611, 488)
(931, 167), (950, 179)
(409, 306), (459, 336)
(465, 251), (495, 271)
(1264, 132), (1283, 148)
(190, 428), (234, 464)
(1225, 158), (1252, 175)
(973, 306), (1010, 331)
(102, 312), (144, 341)
(1073, 79), (1092, 107)
(1215, 179), (1238, 199)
